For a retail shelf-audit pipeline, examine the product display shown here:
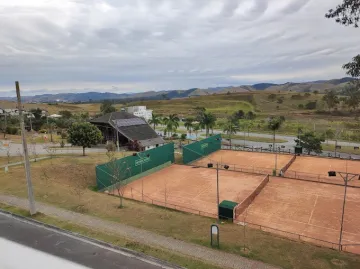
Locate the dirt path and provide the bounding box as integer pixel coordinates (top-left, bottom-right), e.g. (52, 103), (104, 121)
(0, 194), (278, 269)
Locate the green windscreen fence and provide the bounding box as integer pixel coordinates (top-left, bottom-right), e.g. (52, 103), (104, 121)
(96, 143), (175, 191)
(183, 134), (222, 164)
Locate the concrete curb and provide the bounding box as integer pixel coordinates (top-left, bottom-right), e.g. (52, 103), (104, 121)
(0, 208), (185, 269)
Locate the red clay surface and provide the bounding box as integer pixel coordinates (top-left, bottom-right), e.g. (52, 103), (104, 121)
(286, 156), (360, 187)
(122, 164), (266, 217)
(191, 150), (293, 174)
(236, 177), (360, 254)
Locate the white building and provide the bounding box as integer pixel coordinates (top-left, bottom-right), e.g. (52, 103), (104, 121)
(4, 109), (19, 116)
(0, 108), (4, 114)
(125, 106), (153, 121)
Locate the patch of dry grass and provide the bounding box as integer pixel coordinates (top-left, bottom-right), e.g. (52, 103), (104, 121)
(0, 155), (360, 269)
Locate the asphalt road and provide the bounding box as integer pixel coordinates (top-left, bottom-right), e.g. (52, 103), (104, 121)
(0, 212), (181, 269)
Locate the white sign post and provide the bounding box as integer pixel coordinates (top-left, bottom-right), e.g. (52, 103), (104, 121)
(210, 224), (219, 248)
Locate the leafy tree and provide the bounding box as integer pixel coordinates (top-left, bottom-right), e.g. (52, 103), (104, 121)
(223, 117), (240, 147)
(268, 94), (277, 101)
(267, 116), (285, 150)
(232, 110), (245, 120)
(314, 90), (319, 95)
(325, 129), (335, 144)
(194, 106), (206, 122)
(100, 100), (116, 114)
(305, 101), (317, 110)
(325, 0), (360, 28)
(199, 112), (217, 137)
(322, 90), (340, 111)
(326, 1), (360, 85)
(184, 117), (194, 136)
(67, 122), (103, 156)
(193, 124), (200, 140)
(246, 111), (256, 120)
(148, 113), (161, 130)
(295, 132), (325, 155)
(59, 110), (73, 119)
(343, 84), (360, 110)
(30, 108), (43, 120)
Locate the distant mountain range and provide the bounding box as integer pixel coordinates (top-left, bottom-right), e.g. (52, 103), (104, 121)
(0, 77), (355, 103)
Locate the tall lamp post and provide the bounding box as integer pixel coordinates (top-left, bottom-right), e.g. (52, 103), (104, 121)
(328, 170), (360, 250)
(207, 162), (230, 224)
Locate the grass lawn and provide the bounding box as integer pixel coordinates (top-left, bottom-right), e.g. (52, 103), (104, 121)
(130, 94), (255, 118)
(0, 155), (359, 269)
(322, 144), (360, 155)
(0, 203), (221, 269)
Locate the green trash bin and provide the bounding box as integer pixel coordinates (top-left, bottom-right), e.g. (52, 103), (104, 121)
(219, 200), (238, 221)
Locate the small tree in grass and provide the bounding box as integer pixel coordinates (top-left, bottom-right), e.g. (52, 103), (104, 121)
(295, 132), (325, 155)
(67, 122), (102, 156)
(68, 164), (90, 211)
(106, 151), (131, 208)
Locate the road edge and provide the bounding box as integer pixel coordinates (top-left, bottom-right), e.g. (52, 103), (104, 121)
(0, 208), (185, 269)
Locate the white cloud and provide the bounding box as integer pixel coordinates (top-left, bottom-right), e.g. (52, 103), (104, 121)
(0, 0), (359, 96)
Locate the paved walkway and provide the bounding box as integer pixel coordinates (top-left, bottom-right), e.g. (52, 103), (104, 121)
(0, 194), (278, 269)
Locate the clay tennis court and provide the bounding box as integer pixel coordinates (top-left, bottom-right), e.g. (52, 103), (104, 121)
(122, 164), (267, 217)
(285, 156), (360, 187)
(191, 150), (293, 175)
(236, 177), (360, 254)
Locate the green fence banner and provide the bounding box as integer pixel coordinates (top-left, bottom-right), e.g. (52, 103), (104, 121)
(96, 143), (175, 191)
(183, 134), (222, 164)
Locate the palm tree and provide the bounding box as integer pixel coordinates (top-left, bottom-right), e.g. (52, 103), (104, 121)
(149, 113), (161, 130)
(184, 117), (194, 137)
(267, 116), (285, 150)
(163, 114), (180, 137)
(193, 124), (200, 141)
(200, 112), (217, 137)
(223, 118), (239, 148)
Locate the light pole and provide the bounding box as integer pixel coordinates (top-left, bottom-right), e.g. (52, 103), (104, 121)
(208, 161), (229, 223)
(328, 171), (360, 250)
(16, 81), (37, 215)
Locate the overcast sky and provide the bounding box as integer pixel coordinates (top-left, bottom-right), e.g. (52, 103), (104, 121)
(0, 0), (359, 96)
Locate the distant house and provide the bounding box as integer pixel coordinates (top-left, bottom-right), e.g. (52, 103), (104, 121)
(48, 114), (62, 119)
(90, 111), (164, 151)
(125, 106), (153, 121)
(41, 110), (48, 117)
(4, 108), (19, 116)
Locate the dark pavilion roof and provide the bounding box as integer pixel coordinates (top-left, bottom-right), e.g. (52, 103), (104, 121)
(90, 112), (164, 147)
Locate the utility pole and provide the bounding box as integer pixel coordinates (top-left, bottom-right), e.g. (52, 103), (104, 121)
(16, 81), (36, 215)
(29, 116), (33, 131)
(275, 147), (278, 175)
(3, 113), (7, 138)
(216, 163), (220, 224)
(116, 130), (120, 152)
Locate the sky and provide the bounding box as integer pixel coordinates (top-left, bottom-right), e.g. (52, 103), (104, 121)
(0, 0), (359, 96)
